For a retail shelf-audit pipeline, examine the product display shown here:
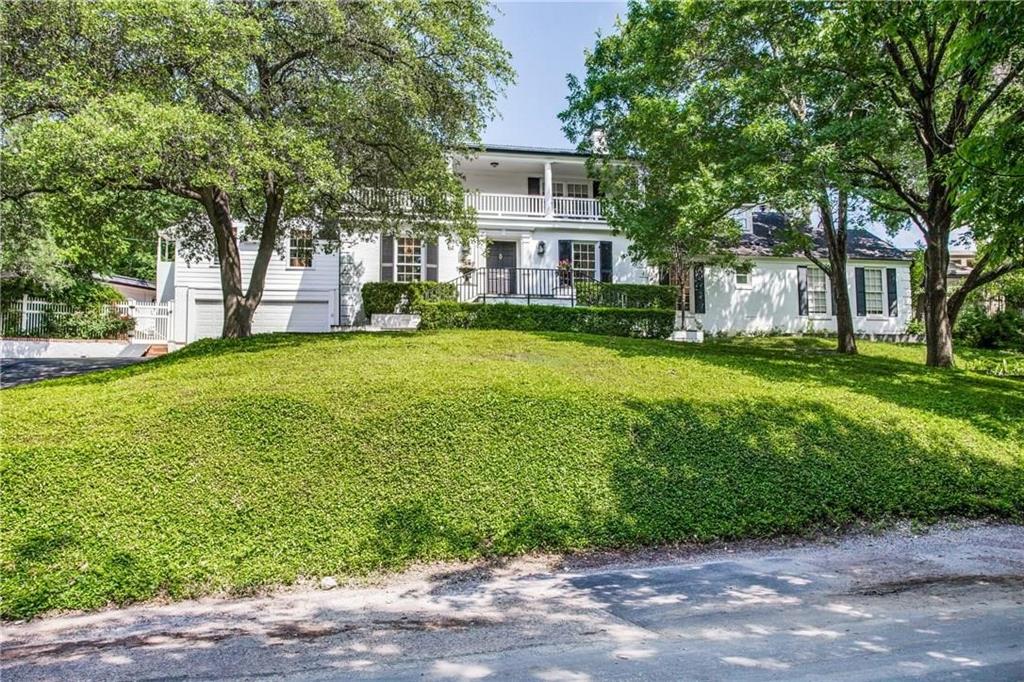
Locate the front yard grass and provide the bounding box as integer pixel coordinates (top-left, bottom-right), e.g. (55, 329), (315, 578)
(2, 330), (1022, 618)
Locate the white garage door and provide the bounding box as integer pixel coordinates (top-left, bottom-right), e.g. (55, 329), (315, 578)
(193, 299), (330, 340)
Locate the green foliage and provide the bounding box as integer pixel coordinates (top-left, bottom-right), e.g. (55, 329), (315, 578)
(955, 307), (1024, 352)
(1, 304), (134, 340)
(415, 302), (679, 339)
(361, 281), (457, 316)
(2, 0), (512, 334)
(1, 331), (1021, 618)
(575, 281), (676, 309)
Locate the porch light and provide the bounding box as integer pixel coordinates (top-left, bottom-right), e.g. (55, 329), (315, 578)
(490, 161), (499, 168)
(537, 241), (546, 255)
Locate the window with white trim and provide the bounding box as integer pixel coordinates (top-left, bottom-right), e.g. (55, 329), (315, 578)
(288, 230), (313, 268)
(572, 242), (596, 281)
(807, 267), (828, 314)
(735, 269), (751, 287)
(395, 237), (423, 282)
(864, 267), (884, 315)
(552, 182), (589, 198)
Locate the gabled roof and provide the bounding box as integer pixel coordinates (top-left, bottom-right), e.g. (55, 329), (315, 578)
(736, 211), (909, 261)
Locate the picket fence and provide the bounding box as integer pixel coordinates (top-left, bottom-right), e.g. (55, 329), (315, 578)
(0, 296), (171, 342)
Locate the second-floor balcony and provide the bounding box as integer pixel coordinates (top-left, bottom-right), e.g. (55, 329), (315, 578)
(465, 192), (603, 221)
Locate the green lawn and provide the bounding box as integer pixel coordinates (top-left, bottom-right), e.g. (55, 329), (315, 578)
(2, 331), (1022, 618)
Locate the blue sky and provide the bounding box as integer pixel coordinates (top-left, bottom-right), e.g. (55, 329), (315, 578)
(484, 1), (922, 249)
(484, 1), (625, 149)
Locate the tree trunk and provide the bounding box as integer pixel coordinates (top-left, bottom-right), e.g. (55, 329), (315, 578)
(832, 271), (857, 354)
(817, 191), (857, 354)
(923, 235), (954, 367)
(672, 254), (687, 330)
(201, 187), (253, 338)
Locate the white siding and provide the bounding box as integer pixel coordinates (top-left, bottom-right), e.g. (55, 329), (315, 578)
(173, 241), (339, 293)
(695, 258), (912, 335)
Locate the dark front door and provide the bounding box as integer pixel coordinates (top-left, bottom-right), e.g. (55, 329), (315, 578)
(486, 241), (517, 295)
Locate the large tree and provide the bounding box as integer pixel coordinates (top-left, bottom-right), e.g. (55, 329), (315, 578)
(2, 0), (511, 337)
(822, 1), (1024, 366)
(562, 0), (862, 353)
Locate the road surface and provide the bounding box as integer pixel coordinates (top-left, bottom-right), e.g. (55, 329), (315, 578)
(3, 523), (1023, 680)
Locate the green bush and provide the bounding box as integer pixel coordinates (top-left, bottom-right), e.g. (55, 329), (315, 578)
(955, 306), (1024, 351)
(361, 281), (457, 315)
(415, 301), (675, 339)
(43, 307), (135, 340)
(575, 281), (677, 309)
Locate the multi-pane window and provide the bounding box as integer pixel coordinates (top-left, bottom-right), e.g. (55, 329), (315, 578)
(553, 182), (590, 198)
(395, 237), (423, 282)
(572, 242), (597, 282)
(864, 268), (884, 315)
(289, 230), (313, 268)
(566, 183), (589, 198)
(807, 267), (828, 314)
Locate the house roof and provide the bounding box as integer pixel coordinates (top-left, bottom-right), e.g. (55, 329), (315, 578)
(477, 144), (590, 159)
(93, 273), (157, 290)
(736, 211), (909, 261)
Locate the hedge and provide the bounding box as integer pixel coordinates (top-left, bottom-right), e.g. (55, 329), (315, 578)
(415, 301), (675, 339)
(361, 281), (457, 315)
(575, 281), (677, 309)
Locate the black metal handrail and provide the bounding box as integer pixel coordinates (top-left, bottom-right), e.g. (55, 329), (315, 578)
(432, 268), (590, 306)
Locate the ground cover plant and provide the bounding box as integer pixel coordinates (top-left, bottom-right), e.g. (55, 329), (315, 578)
(2, 331), (1021, 619)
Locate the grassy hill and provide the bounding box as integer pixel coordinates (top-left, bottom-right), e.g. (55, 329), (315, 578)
(2, 330), (1022, 618)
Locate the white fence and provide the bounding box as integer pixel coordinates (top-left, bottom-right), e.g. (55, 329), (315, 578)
(109, 301), (172, 341)
(1, 296), (171, 342)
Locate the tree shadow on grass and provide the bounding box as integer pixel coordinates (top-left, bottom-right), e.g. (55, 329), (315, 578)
(531, 332), (1024, 442)
(352, 395), (1022, 572)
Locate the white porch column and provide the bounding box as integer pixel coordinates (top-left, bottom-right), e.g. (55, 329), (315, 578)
(543, 161), (553, 219)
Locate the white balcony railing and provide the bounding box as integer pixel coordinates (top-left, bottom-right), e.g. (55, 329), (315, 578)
(465, 192), (603, 220)
(465, 192), (546, 217)
(347, 189), (604, 221)
(552, 196), (602, 220)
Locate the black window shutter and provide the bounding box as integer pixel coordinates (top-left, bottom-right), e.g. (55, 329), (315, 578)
(797, 265), (809, 316)
(886, 267), (898, 317)
(599, 241), (613, 283)
(693, 263), (706, 314)
(855, 267), (866, 316)
(380, 235), (394, 282)
(658, 267), (670, 286)
(425, 240), (439, 281)
(558, 240), (572, 265)
(527, 177), (541, 196)
(593, 180), (602, 197)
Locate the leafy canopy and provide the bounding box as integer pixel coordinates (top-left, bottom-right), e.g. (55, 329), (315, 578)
(2, 0), (513, 260)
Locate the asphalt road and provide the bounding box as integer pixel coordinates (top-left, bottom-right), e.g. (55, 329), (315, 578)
(0, 357), (149, 388)
(3, 523), (1023, 681)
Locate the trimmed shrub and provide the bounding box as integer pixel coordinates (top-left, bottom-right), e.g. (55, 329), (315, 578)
(361, 281), (457, 315)
(415, 301), (675, 339)
(955, 306), (1024, 351)
(575, 281), (677, 309)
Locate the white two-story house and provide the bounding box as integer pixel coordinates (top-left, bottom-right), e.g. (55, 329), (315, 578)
(157, 145), (911, 344)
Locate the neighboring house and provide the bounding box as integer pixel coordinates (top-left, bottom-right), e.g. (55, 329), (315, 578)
(158, 145), (911, 344)
(93, 274), (157, 302)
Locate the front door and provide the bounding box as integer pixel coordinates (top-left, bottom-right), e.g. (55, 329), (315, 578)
(486, 241), (517, 295)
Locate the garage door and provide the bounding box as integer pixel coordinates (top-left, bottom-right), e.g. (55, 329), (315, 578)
(193, 299), (330, 340)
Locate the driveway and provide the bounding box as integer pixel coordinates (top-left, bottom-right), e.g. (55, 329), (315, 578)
(1, 357), (150, 388)
(3, 522), (1023, 680)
